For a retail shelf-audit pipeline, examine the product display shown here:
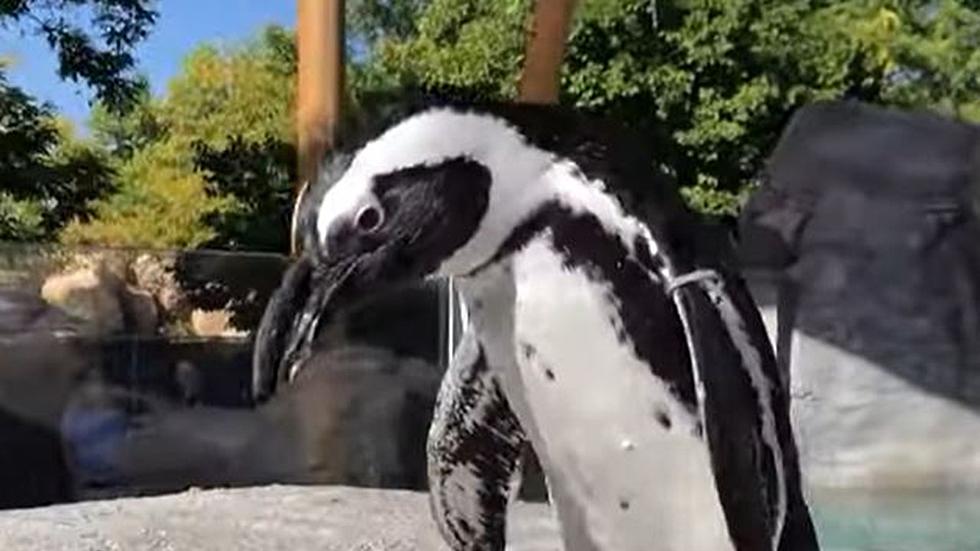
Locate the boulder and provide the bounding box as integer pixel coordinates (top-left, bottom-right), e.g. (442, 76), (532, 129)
(40, 253), (169, 337)
(739, 101), (980, 491)
(190, 308), (246, 338)
(120, 285), (159, 336)
(40, 265), (125, 336)
(131, 253), (187, 318)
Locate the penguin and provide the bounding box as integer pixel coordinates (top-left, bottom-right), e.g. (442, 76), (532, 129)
(252, 101), (820, 551)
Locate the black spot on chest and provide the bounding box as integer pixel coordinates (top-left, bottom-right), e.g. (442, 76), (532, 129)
(519, 341), (556, 382)
(520, 342), (536, 359)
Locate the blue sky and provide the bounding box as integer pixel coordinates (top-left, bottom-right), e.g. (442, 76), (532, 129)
(0, 1), (296, 129)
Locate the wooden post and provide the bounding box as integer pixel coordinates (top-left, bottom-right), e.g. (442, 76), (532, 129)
(518, 0), (577, 104)
(294, 0), (345, 255)
(514, 0), (578, 494)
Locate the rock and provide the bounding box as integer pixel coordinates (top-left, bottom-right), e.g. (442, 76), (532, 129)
(40, 254), (165, 336)
(66, 250), (130, 283)
(190, 308), (245, 338)
(40, 265), (125, 336)
(120, 285), (159, 335)
(739, 101), (980, 491)
(131, 253), (185, 314)
(0, 289), (79, 337)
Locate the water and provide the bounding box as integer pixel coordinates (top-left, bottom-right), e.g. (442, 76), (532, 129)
(811, 489), (980, 551)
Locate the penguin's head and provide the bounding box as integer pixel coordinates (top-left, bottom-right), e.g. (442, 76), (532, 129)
(253, 106), (559, 399)
(312, 107), (558, 277)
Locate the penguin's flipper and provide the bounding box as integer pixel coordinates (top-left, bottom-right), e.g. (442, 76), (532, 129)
(674, 269), (819, 551)
(712, 273), (820, 551)
(427, 327), (527, 551)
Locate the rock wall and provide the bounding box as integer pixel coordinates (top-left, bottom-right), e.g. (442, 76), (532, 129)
(739, 100), (980, 492)
(747, 272), (980, 491)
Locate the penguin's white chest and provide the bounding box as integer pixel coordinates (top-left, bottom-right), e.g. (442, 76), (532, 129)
(501, 238), (734, 551)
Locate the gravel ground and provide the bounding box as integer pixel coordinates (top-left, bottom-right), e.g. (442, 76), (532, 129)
(0, 485), (561, 551)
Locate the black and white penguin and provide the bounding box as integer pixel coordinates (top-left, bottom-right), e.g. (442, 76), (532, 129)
(252, 101), (820, 551)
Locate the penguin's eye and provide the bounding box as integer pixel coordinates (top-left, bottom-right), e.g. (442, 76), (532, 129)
(355, 204), (384, 233)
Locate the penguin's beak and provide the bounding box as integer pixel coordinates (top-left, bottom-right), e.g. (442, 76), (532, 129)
(250, 234), (422, 403)
(251, 156), (492, 402)
(252, 252), (346, 402)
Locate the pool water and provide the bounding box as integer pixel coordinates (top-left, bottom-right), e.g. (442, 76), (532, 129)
(810, 489), (980, 551)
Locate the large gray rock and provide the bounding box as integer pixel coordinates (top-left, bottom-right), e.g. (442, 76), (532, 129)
(740, 101), (980, 491)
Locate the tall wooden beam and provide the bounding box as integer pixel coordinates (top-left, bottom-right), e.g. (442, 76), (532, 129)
(518, 0), (577, 104)
(294, 0), (345, 255)
(514, 0), (578, 497)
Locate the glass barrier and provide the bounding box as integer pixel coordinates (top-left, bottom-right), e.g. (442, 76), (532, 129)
(2, 243), (979, 550)
(0, 243), (450, 506)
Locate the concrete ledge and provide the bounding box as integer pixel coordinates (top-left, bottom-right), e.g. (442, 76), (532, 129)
(5, 484), (980, 550)
(0, 485), (560, 551)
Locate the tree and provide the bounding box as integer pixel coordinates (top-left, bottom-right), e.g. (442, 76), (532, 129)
(367, 0), (980, 216)
(0, 73), (113, 242)
(88, 86), (165, 159)
(0, 74), (60, 240)
(347, 0), (426, 44)
(64, 25), (297, 251)
(0, 0), (157, 112)
(63, 1), (980, 250)
(60, 141), (230, 249)
(0, 0), (156, 241)
(863, 0), (980, 119)
(374, 0), (532, 100)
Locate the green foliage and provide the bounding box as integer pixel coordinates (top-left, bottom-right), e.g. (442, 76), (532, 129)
(0, 75), (60, 193)
(0, 0), (153, 242)
(0, 0), (157, 112)
(0, 192), (45, 241)
(162, 28), (295, 150)
(191, 136), (296, 252)
(0, 75), (114, 241)
(61, 141), (231, 249)
(359, 0), (980, 216)
(374, 0), (531, 99)
(348, 0), (426, 44)
(877, 1), (979, 119)
(59, 1), (980, 251)
(88, 86), (165, 158)
(65, 25), (296, 251)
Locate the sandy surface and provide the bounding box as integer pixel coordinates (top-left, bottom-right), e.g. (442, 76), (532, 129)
(0, 485), (561, 550)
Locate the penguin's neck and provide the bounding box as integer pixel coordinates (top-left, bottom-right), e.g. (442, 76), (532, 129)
(460, 160), (666, 282)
